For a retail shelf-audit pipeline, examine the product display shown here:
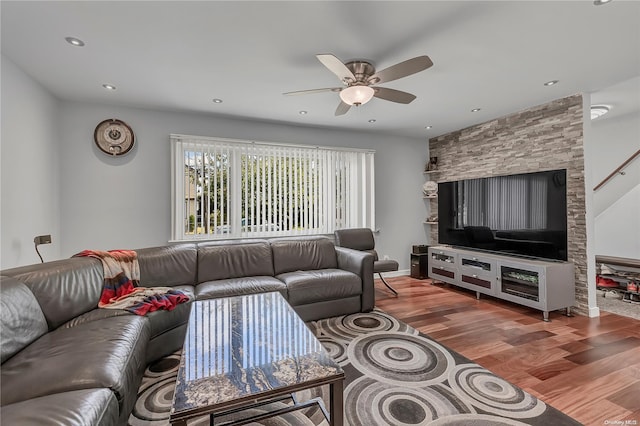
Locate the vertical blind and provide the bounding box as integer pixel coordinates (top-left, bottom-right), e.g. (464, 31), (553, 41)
(171, 134), (375, 240)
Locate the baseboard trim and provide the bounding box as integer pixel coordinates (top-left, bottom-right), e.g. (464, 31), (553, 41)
(588, 305), (601, 318)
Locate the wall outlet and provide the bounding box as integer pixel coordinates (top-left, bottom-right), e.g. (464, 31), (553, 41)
(34, 234), (52, 245)
(383, 254), (390, 260)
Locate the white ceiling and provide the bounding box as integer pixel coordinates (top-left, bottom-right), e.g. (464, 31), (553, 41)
(2, 1), (639, 139)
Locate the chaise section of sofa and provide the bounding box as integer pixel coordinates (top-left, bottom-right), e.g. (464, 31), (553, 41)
(270, 236), (373, 321)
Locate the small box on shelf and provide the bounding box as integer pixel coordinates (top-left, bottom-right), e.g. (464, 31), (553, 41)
(424, 156), (438, 172)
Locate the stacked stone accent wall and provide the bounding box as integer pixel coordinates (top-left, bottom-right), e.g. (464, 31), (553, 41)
(429, 94), (588, 315)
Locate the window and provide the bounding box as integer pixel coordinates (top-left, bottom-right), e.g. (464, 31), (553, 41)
(171, 134), (375, 241)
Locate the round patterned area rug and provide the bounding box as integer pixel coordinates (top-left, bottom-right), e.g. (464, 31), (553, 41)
(128, 309), (581, 426)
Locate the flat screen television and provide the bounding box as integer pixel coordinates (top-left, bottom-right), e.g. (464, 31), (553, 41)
(437, 169), (567, 261)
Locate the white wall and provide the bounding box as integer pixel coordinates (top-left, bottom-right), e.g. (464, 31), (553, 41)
(1, 55), (61, 268)
(591, 110), (640, 259)
(55, 101), (429, 270)
(595, 184), (640, 258)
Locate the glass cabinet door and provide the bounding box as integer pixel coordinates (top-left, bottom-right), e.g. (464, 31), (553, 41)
(500, 266), (540, 302)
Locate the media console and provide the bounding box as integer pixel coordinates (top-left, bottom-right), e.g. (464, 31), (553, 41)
(428, 246), (575, 321)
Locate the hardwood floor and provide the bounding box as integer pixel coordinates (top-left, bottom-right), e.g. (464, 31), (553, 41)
(374, 276), (640, 426)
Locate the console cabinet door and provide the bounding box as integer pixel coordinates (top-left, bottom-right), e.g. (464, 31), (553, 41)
(428, 248), (457, 285)
(458, 255), (496, 296)
(496, 261), (546, 310)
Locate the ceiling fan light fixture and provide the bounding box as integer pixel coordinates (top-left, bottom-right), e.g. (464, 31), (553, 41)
(339, 85), (375, 106)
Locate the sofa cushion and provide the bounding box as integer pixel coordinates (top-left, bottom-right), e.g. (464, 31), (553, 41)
(196, 276), (287, 300)
(1, 315), (149, 411)
(1, 257), (103, 329)
(0, 276), (48, 364)
(137, 244), (198, 287)
(0, 389), (118, 426)
(271, 237), (337, 275)
(278, 269), (361, 306)
(197, 240), (274, 281)
(145, 297), (193, 339)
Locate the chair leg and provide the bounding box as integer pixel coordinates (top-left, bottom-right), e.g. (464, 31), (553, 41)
(378, 273), (398, 296)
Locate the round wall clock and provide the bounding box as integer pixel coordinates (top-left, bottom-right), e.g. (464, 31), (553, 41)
(94, 119), (135, 156)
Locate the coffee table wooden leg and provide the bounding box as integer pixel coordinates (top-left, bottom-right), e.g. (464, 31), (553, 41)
(330, 379), (344, 426)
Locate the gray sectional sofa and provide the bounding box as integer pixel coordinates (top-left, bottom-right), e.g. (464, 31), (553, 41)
(0, 236), (374, 425)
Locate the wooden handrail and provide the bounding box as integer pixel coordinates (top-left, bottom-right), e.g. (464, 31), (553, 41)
(596, 255), (640, 269)
(593, 148), (640, 191)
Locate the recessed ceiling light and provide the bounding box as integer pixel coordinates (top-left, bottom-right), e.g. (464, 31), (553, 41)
(299, 110), (308, 115)
(471, 108), (481, 113)
(212, 98), (223, 103)
(425, 126), (433, 130)
(593, 0), (612, 5)
(590, 105), (610, 120)
(544, 80), (559, 86)
(65, 36), (85, 47)
(368, 119), (376, 123)
(102, 84), (116, 91)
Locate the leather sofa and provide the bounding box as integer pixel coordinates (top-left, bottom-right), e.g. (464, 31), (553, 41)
(0, 236), (374, 425)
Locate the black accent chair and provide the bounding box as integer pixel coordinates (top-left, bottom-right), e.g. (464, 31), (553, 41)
(334, 228), (399, 296)
(463, 226), (498, 250)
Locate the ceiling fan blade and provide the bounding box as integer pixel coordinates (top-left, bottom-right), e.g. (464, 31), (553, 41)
(335, 101), (351, 116)
(369, 55), (433, 84)
(373, 87), (417, 104)
(316, 54), (356, 83)
(283, 87), (341, 96)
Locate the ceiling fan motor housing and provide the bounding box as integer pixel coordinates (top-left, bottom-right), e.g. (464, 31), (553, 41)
(344, 61), (376, 85)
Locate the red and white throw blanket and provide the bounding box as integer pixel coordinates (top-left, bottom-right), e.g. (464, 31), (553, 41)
(74, 249), (190, 316)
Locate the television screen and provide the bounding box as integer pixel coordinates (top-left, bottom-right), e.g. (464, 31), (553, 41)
(437, 169), (567, 261)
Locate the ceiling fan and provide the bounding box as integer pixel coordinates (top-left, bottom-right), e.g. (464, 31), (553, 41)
(284, 53), (433, 116)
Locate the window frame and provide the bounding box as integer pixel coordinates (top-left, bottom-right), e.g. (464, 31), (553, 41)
(170, 134), (375, 241)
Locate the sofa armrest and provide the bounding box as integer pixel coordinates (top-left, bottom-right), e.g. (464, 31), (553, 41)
(335, 247), (375, 312)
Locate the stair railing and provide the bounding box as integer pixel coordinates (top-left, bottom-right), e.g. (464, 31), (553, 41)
(593, 148), (640, 191)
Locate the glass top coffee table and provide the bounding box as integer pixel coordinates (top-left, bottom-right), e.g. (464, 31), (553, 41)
(170, 292), (344, 426)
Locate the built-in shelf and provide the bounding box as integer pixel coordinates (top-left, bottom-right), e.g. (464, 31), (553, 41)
(423, 167), (438, 229)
